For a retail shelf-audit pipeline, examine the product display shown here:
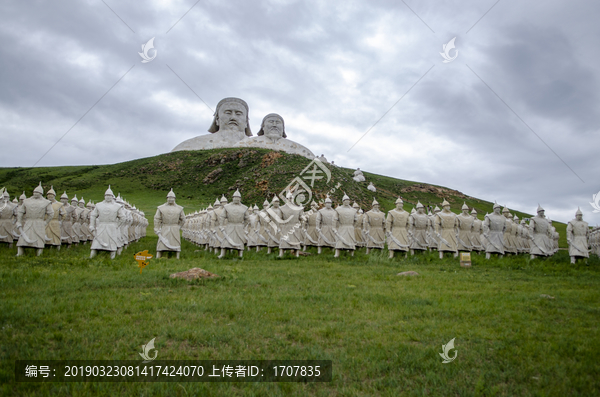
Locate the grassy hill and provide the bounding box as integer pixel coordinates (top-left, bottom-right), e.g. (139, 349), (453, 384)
(0, 148), (567, 246)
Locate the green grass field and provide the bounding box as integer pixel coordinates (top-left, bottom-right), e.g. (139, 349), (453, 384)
(1, 236), (599, 396)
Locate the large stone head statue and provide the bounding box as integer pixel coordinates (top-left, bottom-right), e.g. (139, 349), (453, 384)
(257, 113), (286, 140)
(208, 97), (252, 137)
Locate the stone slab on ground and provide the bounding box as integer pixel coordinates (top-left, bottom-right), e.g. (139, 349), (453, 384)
(170, 268), (220, 280)
(397, 271), (419, 276)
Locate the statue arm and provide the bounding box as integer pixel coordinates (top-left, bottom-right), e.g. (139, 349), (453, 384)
(16, 204), (25, 229)
(45, 203), (54, 227)
(178, 209), (186, 228)
(89, 208), (98, 232)
(566, 222), (573, 244)
(153, 209), (162, 234)
(385, 213), (392, 235)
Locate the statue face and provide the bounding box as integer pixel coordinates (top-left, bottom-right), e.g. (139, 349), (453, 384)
(33, 192), (42, 199)
(417, 208), (424, 214)
(60, 198), (68, 205)
(47, 193), (55, 201)
(273, 201), (279, 208)
(443, 205), (450, 212)
(105, 194), (114, 203)
(233, 196), (241, 204)
(396, 203), (403, 210)
(216, 102), (247, 133)
(493, 207), (501, 215)
(325, 202), (332, 209)
(344, 199), (351, 206)
(263, 116), (283, 140)
(576, 213), (582, 221)
(167, 197), (175, 205)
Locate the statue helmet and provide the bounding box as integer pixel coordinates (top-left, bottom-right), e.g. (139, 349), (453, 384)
(576, 207), (583, 216)
(471, 208), (477, 215)
(20, 191), (26, 200)
(434, 206), (440, 212)
(214, 198), (220, 206)
(493, 201), (501, 210)
(87, 200), (93, 208)
(461, 202), (469, 210)
(411, 208), (416, 214)
(352, 202), (359, 209)
(286, 191), (293, 200)
(61, 191), (69, 200)
(416, 201), (424, 209)
(2, 189), (9, 199)
(79, 197), (85, 205)
(33, 182), (44, 195)
(272, 195), (279, 203)
(324, 195), (332, 204)
(220, 194), (228, 203)
(372, 198), (379, 206)
(537, 204), (544, 212)
(311, 200), (318, 207)
(253, 204), (259, 210)
(71, 195), (78, 202)
(513, 214), (519, 221)
(263, 199), (270, 207)
(342, 192), (350, 201)
(441, 199), (450, 207)
(47, 185), (56, 196)
(104, 185), (114, 197)
(395, 197), (403, 205)
(167, 188), (176, 198)
(207, 204), (213, 210)
(502, 206), (509, 213)
(12, 198), (18, 203)
(233, 189), (241, 198)
(359, 208), (364, 214)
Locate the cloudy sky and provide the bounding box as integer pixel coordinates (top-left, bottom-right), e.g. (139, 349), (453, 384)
(1, 0), (599, 224)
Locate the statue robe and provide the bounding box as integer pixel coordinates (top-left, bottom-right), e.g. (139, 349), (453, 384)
(363, 209), (386, 249)
(529, 216), (552, 256)
(60, 204), (74, 244)
(155, 203), (185, 252)
(0, 201), (17, 243)
(219, 202), (249, 249)
(408, 212), (429, 250)
(278, 204), (304, 250)
(503, 217), (517, 254)
(256, 209), (271, 247)
(482, 213), (506, 254)
(471, 217), (483, 251)
(246, 213), (260, 247)
(354, 212), (365, 247)
(456, 213), (473, 251)
(17, 197), (54, 249)
(435, 211), (458, 253)
(567, 219), (589, 258)
(266, 207), (284, 248)
(45, 200), (64, 246)
(386, 209), (410, 251)
(90, 201), (125, 252)
(304, 210), (319, 246)
(316, 208), (336, 247)
(334, 206), (357, 250)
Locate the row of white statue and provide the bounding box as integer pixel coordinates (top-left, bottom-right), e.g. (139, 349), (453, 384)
(0, 185), (148, 258)
(173, 190), (595, 264)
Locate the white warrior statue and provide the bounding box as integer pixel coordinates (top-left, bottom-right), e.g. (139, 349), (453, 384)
(245, 205), (259, 251)
(316, 195), (336, 254)
(303, 201), (320, 251)
(456, 203), (474, 252)
(45, 186), (65, 250)
(434, 199), (458, 259)
(59, 192), (74, 247)
(16, 183), (54, 257)
(277, 192), (306, 258)
(428, 206), (441, 251)
(529, 204), (553, 259)
(386, 197), (410, 258)
(567, 208), (589, 264)
(408, 201), (429, 255)
(70, 195), (82, 244)
(470, 208), (483, 253)
(502, 207), (517, 255)
(78, 197), (91, 243)
(0, 189), (17, 248)
(154, 189), (185, 259)
(352, 203), (364, 248)
(333, 193), (358, 257)
(265, 196), (283, 254)
(218, 189), (249, 258)
(482, 202), (506, 259)
(512, 215), (523, 253)
(89, 186), (125, 259)
(363, 198), (386, 254)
